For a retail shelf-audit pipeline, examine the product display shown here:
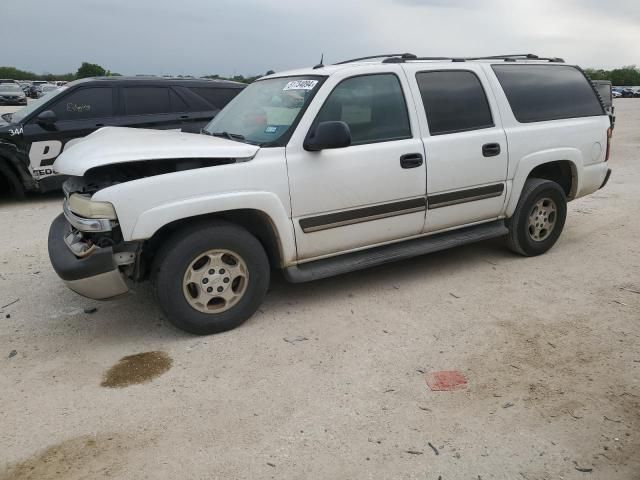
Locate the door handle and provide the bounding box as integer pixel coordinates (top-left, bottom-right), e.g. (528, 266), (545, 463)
(482, 143), (501, 157)
(179, 115), (190, 120)
(400, 153), (423, 169)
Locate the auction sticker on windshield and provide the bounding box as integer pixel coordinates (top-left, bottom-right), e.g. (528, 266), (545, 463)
(283, 80), (318, 91)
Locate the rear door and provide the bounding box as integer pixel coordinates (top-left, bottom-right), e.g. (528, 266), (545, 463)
(119, 85), (185, 130)
(402, 64), (508, 232)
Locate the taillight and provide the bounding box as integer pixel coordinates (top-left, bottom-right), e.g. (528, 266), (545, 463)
(605, 127), (612, 162)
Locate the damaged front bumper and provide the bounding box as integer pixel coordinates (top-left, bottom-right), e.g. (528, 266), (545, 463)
(48, 213), (130, 299)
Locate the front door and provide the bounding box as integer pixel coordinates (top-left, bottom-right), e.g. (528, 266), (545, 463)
(24, 86), (116, 179)
(286, 68), (427, 260)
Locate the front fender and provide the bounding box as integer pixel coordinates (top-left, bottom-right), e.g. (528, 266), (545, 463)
(505, 148), (581, 217)
(128, 191), (296, 264)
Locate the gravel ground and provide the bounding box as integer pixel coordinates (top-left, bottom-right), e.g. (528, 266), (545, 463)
(0, 100), (638, 480)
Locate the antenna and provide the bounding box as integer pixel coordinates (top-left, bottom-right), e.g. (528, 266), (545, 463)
(313, 53), (324, 70)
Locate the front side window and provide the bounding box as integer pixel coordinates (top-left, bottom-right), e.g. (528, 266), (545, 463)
(50, 87), (113, 121)
(314, 74), (411, 145)
(416, 70), (494, 135)
(203, 76), (324, 146)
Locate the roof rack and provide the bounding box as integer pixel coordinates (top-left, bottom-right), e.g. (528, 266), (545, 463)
(334, 53), (564, 65)
(334, 53), (417, 65)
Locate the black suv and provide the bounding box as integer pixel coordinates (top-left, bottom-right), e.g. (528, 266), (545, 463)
(0, 76), (245, 196)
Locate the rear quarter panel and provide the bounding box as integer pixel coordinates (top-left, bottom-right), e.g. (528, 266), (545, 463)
(482, 64), (610, 216)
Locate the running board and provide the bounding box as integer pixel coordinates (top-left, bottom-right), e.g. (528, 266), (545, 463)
(283, 220), (508, 283)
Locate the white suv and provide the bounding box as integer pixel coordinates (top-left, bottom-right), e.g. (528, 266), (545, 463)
(48, 53), (612, 335)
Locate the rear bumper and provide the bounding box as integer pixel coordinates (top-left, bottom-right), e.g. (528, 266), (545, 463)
(48, 214), (128, 299)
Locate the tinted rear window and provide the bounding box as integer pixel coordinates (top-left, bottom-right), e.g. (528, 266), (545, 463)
(123, 87), (171, 115)
(189, 87), (241, 110)
(416, 70), (494, 135)
(492, 65), (604, 123)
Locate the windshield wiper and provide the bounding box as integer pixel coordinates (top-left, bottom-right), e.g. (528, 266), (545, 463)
(211, 131), (246, 142)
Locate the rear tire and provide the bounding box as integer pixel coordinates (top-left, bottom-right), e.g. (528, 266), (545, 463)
(507, 178), (567, 256)
(152, 221), (270, 335)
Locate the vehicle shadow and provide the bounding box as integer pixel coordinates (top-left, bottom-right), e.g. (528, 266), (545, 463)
(43, 237), (514, 343)
(0, 191), (63, 206)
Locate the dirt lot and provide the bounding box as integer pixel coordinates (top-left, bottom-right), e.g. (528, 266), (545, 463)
(0, 100), (639, 480)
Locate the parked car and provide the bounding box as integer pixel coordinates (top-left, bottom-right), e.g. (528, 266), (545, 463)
(48, 54), (612, 335)
(634, 89), (640, 98)
(0, 83), (28, 106)
(28, 81), (48, 98)
(620, 87), (635, 98)
(0, 76), (245, 196)
(612, 90), (622, 98)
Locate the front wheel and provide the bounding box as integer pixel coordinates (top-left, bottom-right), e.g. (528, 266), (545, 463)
(507, 178), (567, 256)
(152, 221), (270, 335)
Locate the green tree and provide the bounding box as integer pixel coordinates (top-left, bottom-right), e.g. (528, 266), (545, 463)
(76, 62), (107, 79)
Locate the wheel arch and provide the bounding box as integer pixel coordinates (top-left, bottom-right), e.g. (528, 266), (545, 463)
(506, 151), (580, 217)
(141, 208), (290, 278)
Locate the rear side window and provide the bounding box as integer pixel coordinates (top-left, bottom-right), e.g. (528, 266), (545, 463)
(189, 87), (241, 110)
(50, 87), (113, 121)
(315, 73), (411, 145)
(123, 87), (171, 115)
(492, 65), (604, 123)
(416, 70), (494, 135)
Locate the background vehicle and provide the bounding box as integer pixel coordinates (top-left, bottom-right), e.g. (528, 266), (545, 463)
(49, 53), (612, 335)
(0, 83), (28, 106)
(620, 87), (635, 98)
(612, 90), (622, 98)
(28, 80), (48, 98)
(0, 76), (245, 196)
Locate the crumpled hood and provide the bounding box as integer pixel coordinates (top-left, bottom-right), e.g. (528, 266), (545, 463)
(54, 126), (260, 176)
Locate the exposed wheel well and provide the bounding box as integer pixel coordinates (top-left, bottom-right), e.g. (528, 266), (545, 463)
(140, 209), (283, 279)
(528, 160), (576, 199)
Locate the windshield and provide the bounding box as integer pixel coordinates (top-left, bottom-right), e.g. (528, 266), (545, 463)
(203, 76), (324, 146)
(0, 84), (22, 93)
(10, 86), (68, 124)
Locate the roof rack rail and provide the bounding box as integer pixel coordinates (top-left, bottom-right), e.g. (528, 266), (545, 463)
(334, 53), (565, 65)
(465, 53), (565, 63)
(334, 53), (417, 65)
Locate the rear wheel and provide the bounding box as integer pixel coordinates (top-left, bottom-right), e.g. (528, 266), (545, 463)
(152, 221), (270, 335)
(507, 178), (567, 256)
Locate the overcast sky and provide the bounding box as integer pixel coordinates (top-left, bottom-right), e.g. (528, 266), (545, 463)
(2, 0), (638, 76)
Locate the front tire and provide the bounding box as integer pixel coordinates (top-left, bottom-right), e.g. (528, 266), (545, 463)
(507, 178), (567, 256)
(152, 221), (270, 335)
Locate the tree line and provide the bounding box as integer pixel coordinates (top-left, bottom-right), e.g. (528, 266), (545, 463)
(584, 66), (640, 86)
(4, 61), (638, 86)
(0, 62), (274, 84)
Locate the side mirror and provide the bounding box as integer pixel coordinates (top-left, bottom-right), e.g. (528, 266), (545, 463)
(36, 110), (57, 126)
(304, 121), (351, 152)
